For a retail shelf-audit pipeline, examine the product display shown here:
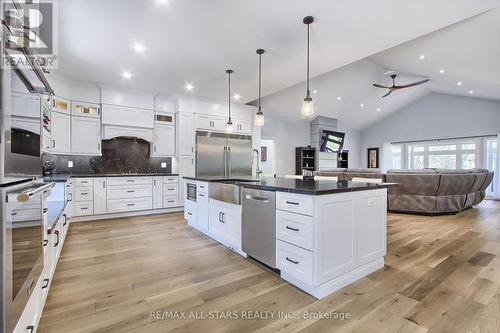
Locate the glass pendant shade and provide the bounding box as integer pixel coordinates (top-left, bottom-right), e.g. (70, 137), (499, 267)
(255, 110), (265, 127)
(301, 96), (314, 117)
(226, 120), (234, 133)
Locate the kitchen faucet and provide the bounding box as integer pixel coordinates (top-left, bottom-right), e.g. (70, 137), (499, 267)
(251, 149), (263, 176)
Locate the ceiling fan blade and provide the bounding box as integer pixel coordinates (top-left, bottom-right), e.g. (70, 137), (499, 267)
(396, 79), (430, 89)
(373, 83), (391, 89)
(381, 89), (393, 98)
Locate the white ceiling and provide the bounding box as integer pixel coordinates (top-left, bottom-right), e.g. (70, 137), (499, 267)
(55, 0), (499, 102)
(369, 7), (500, 101)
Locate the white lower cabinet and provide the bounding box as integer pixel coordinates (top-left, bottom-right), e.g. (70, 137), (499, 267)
(208, 199), (243, 253)
(184, 200), (197, 226)
(196, 191), (209, 232)
(107, 198), (152, 213)
(93, 178), (107, 214)
(153, 177), (163, 209)
(276, 239), (314, 285)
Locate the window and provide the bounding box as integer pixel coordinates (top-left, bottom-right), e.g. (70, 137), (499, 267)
(391, 145), (402, 169)
(428, 154), (456, 169)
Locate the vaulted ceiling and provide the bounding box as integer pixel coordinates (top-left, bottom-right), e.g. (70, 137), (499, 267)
(55, 0), (499, 103)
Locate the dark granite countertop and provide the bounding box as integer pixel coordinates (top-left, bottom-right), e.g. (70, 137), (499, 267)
(183, 176), (260, 182)
(44, 173), (179, 183)
(241, 178), (397, 195)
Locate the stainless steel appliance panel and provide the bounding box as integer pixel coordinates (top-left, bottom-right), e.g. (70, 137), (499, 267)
(209, 182), (241, 205)
(1, 181), (52, 333)
(196, 132), (227, 178)
(227, 136), (252, 177)
(242, 188), (276, 268)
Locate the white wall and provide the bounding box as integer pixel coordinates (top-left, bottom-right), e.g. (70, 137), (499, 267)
(360, 93), (500, 166)
(260, 139), (276, 176)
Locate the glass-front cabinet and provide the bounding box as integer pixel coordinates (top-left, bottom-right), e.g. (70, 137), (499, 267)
(72, 101), (100, 118)
(51, 96), (70, 114)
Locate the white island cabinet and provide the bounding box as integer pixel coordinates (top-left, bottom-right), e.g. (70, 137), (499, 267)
(275, 189), (387, 299)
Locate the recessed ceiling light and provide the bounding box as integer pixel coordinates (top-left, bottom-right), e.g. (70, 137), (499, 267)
(233, 94), (241, 101)
(313, 90), (317, 94)
(377, 108), (381, 112)
(439, 69), (445, 74)
(132, 42), (146, 54)
(469, 90), (474, 94)
(457, 81), (462, 86)
(337, 96), (342, 101)
(419, 54), (425, 60)
(360, 103), (365, 108)
(155, 0), (168, 5)
(185, 83), (194, 91)
(121, 71), (133, 80)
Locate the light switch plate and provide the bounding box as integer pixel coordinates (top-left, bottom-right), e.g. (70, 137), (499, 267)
(161, 162), (167, 168)
(68, 161), (73, 168)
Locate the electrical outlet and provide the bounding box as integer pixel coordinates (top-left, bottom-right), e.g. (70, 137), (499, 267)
(161, 162), (167, 168)
(68, 161), (73, 168)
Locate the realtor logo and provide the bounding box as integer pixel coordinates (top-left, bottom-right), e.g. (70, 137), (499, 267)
(3, 0), (58, 69)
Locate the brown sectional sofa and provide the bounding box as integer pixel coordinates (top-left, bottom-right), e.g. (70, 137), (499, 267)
(314, 168), (494, 215)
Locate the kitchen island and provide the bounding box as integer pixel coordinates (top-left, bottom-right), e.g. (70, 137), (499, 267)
(183, 176), (395, 299)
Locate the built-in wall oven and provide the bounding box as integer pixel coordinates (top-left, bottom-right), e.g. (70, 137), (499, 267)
(186, 182), (197, 202)
(1, 181), (53, 333)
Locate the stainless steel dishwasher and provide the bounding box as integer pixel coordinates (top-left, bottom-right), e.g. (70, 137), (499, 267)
(242, 188), (276, 268)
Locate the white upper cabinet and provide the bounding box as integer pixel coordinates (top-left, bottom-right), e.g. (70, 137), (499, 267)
(177, 112), (195, 156)
(72, 101), (100, 118)
(51, 96), (70, 114)
(233, 118), (252, 134)
(12, 93), (40, 118)
(152, 124), (175, 157)
(194, 113), (226, 132)
(101, 104), (154, 129)
(51, 111), (71, 153)
(71, 116), (101, 155)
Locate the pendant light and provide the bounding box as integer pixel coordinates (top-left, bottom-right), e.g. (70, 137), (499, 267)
(301, 16), (314, 117)
(255, 49), (265, 127)
(226, 69), (234, 133)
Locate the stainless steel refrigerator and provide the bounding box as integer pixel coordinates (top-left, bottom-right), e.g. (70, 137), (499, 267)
(196, 131), (253, 178)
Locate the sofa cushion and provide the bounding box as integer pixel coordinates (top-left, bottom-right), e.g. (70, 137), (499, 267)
(385, 173), (441, 196)
(437, 173), (476, 195)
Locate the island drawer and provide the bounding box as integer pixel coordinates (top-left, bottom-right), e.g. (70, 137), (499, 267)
(107, 185), (153, 199)
(276, 192), (314, 216)
(75, 186), (94, 201)
(276, 210), (314, 251)
(107, 177), (153, 186)
(276, 240), (313, 285)
(197, 182), (208, 194)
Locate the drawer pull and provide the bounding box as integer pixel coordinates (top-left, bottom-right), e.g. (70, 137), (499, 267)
(286, 201), (299, 206)
(42, 278), (50, 289)
(54, 230), (60, 247)
(167, 188), (175, 191)
(286, 226), (300, 232)
(81, 192), (88, 195)
(168, 200), (175, 203)
(127, 190), (135, 193)
(187, 212), (192, 216)
(44, 239), (48, 246)
(127, 180), (135, 182)
(127, 203), (135, 207)
(27, 325), (35, 333)
(81, 207), (88, 210)
(199, 194), (205, 197)
(286, 257), (299, 265)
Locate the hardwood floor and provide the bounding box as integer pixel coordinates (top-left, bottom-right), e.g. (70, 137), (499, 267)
(38, 201), (500, 333)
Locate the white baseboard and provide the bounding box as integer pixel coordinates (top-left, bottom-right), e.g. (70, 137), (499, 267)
(280, 258), (384, 299)
(72, 207), (184, 222)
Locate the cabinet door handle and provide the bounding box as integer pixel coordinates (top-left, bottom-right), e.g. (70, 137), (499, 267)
(52, 139), (55, 148)
(42, 278), (50, 289)
(103, 181), (106, 189)
(221, 213), (225, 223)
(286, 257), (299, 265)
(286, 201), (299, 206)
(27, 325), (35, 333)
(286, 226), (299, 232)
(187, 212), (192, 216)
(54, 230), (60, 247)
(153, 179), (156, 186)
(199, 194), (204, 197)
(98, 143), (101, 151)
(154, 146), (156, 153)
(63, 214), (67, 226)
(44, 239), (48, 246)
(218, 212), (222, 222)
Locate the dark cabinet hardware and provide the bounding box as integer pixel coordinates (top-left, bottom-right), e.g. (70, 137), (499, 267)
(286, 201), (299, 205)
(286, 226), (300, 232)
(127, 203), (135, 207)
(43, 208), (48, 213)
(286, 257), (299, 265)
(63, 214), (67, 226)
(42, 278), (50, 289)
(187, 212), (192, 216)
(27, 325), (35, 333)
(44, 239), (48, 246)
(54, 230), (60, 247)
(127, 190), (135, 193)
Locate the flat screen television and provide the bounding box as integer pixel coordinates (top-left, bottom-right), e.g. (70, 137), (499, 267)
(320, 130), (345, 153)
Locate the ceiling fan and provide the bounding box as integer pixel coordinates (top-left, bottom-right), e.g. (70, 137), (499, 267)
(373, 74), (430, 98)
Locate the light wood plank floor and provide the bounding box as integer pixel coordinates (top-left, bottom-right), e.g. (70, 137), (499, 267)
(38, 201), (500, 333)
